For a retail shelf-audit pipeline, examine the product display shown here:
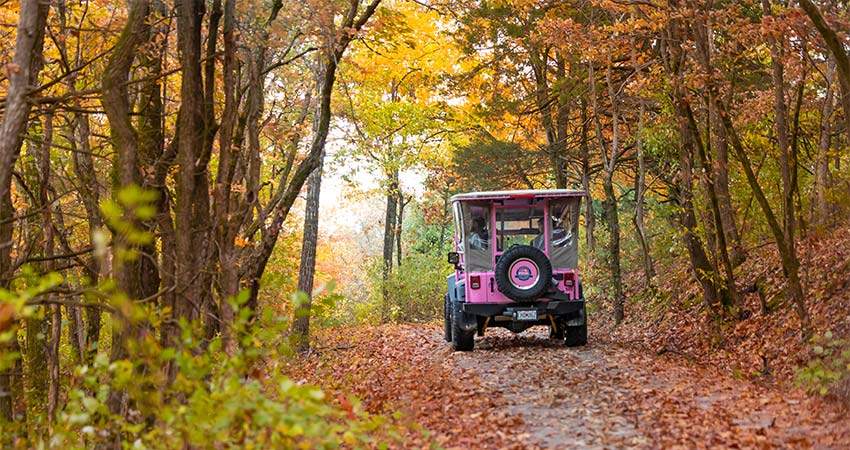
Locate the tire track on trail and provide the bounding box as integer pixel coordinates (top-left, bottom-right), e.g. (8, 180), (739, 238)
(442, 326), (850, 449)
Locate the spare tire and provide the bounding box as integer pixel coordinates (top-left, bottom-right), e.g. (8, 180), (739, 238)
(495, 244), (552, 301)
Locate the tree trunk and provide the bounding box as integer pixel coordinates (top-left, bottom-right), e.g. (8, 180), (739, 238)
(675, 106), (723, 312)
(686, 105), (739, 309)
(633, 145), (654, 286)
(579, 100), (595, 252)
(37, 112), (61, 421)
(27, 122), (51, 413)
(174, 0), (205, 332)
(530, 47), (565, 189)
(437, 185), (451, 255)
(589, 59), (624, 324)
(21, 115), (54, 420)
(70, 111), (103, 364)
(633, 102), (655, 285)
(661, 14), (726, 315)
(0, 0), (49, 283)
(382, 171), (398, 319)
(798, 0), (850, 146)
(814, 58), (835, 228)
(630, 40), (650, 284)
(0, 0), (49, 422)
(293, 151), (325, 352)
(240, 47), (267, 317)
(716, 95), (812, 339)
(26, 312), (50, 418)
(790, 71), (806, 239)
(197, 0), (224, 343)
(711, 113), (744, 265)
(603, 176), (624, 323)
(762, 0), (811, 339)
(100, 0), (152, 420)
(396, 190), (408, 268)
(214, 0), (240, 357)
(555, 54), (571, 189)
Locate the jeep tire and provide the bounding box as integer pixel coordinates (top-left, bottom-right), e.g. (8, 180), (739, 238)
(443, 294), (452, 342)
(494, 245), (553, 301)
(565, 306), (588, 347)
(565, 323), (587, 347)
(451, 302), (474, 351)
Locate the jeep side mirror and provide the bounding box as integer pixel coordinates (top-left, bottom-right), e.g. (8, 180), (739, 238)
(447, 252), (460, 264)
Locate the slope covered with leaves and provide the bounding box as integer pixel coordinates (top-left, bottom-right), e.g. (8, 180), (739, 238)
(598, 223), (850, 404)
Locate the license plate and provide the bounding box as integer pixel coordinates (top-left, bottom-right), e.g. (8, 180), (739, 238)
(515, 310), (537, 321)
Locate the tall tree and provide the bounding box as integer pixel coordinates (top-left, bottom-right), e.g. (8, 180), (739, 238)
(692, 3), (745, 266)
(660, 4), (730, 314)
(243, 0), (383, 315)
(759, 0), (811, 338)
(0, 0), (50, 422)
(293, 150), (325, 352)
(99, 0), (156, 418)
(588, 52), (626, 324)
(798, 0), (850, 145)
(813, 58), (836, 226)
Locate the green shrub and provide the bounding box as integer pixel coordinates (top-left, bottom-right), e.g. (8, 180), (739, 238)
(796, 331), (850, 397)
(351, 254), (449, 325)
(2, 292), (402, 449)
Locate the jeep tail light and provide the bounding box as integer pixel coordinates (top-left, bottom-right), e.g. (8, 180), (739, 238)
(564, 272), (574, 287)
(470, 275), (481, 289)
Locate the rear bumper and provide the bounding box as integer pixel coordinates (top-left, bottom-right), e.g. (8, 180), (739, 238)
(461, 299), (584, 317)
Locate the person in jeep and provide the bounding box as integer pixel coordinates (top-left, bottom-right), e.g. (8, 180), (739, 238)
(531, 218), (547, 249)
(469, 216), (489, 250)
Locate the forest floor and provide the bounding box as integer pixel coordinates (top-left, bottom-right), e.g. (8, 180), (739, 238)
(287, 323), (850, 449)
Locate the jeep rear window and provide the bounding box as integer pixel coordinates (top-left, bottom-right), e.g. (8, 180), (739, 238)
(495, 207), (544, 251)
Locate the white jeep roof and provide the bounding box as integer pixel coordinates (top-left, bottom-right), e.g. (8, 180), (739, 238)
(450, 189), (586, 202)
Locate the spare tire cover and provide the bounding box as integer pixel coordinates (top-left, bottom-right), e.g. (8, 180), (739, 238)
(495, 245), (552, 301)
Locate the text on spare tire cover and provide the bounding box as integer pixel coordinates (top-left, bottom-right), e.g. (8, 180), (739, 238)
(515, 266), (533, 281)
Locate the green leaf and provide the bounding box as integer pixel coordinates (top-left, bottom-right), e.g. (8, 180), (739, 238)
(81, 396), (99, 413)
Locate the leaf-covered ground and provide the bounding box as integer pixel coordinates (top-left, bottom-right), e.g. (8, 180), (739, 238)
(599, 223), (850, 401)
(286, 324), (849, 449)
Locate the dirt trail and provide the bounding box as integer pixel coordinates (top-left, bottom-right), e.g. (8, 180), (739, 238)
(437, 326), (850, 449)
(301, 324), (849, 449)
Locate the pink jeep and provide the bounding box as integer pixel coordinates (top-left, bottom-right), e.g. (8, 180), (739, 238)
(444, 189), (587, 351)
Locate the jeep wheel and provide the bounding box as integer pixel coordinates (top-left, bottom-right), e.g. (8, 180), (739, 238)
(565, 323), (587, 347)
(443, 294), (452, 342)
(451, 302), (474, 351)
(494, 245), (553, 301)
